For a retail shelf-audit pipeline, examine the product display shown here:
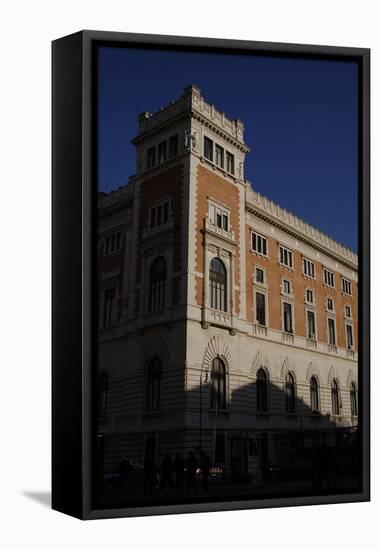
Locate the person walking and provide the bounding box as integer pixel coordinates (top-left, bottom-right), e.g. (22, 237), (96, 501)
(160, 452), (173, 491)
(201, 451), (212, 492)
(143, 455), (157, 494)
(174, 452), (185, 493)
(186, 451), (198, 493)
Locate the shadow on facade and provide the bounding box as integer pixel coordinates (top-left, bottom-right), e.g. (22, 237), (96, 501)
(94, 375), (361, 509)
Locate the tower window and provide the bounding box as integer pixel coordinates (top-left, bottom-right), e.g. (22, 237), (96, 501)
(149, 257), (167, 312)
(226, 151), (235, 174)
(149, 200), (171, 229)
(209, 257), (227, 311)
(215, 144), (224, 168)
(208, 202), (229, 231)
(158, 141), (167, 164)
(169, 135), (178, 158)
(147, 146), (155, 169)
(204, 136), (213, 161)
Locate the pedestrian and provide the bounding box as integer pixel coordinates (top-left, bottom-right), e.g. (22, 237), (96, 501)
(186, 451), (198, 493)
(174, 452), (185, 493)
(160, 452), (173, 491)
(119, 458), (131, 491)
(143, 455), (157, 494)
(201, 451), (212, 492)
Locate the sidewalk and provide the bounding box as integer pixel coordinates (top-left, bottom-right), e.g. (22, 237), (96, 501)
(97, 475), (358, 507)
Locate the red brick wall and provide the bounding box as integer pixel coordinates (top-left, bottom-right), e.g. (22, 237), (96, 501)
(195, 165), (241, 315)
(135, 164), (184, 314)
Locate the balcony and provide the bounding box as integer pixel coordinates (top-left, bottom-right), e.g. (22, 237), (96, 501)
(282, 331), (294, 344)
(204, 217), (235, 243)
(306, 338), (317, 349)
(253, 324), (268, 337)
(328, 344), (338, 354)
(142, 216), (175, 240)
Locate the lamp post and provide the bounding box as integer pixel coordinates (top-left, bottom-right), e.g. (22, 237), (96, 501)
(199, 371), (208, 457)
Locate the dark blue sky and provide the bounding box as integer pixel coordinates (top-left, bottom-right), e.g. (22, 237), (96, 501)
(98, 46), (358, 251)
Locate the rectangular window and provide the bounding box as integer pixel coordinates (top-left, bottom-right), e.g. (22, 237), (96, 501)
(204, 136), (213, 161)
(147, 146), (155, 169)
(307, 310), (316, 339)
(252, 232), (267, 256)
(256, 292), (266, 326)
(226, 151), (235, 174)
(222, 213), (228, 231)
(327, 298), (334, 311)
(208, 203), (229, 231)
(303, 258), (315, 278)
(105, 232), (122, 255)
(328, 318), (336, 345)
(103, 288), (116, 328)
(283, 279), (291, 294)
(346, 324), (354, 349)
(255, 267), (264, 284)
(149, 200), (171, 229)
(306, 289), (314, 303)
(279, 245), (293, 268)
(163, 201), (169, 224)
(157, 204), (163, 226)
(168, 134), (178, 158)
(342, 277), (352, 295)
(283, 302), (293, 333)
(345, 305), (352, 318)
(157, 141), (167, 164)
(215, 144), (224, 168)
(324, 268), (335, 288)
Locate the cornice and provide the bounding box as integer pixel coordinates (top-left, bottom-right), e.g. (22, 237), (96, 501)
(246, 189), (358, 271)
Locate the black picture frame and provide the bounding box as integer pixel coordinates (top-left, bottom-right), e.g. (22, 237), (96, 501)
(52, 30), (370, 520)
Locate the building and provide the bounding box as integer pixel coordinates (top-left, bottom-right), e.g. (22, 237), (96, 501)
(97, 85), (358, 483)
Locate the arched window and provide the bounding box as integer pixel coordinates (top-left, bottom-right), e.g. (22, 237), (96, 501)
(350, 382), (358, 416)
(331, 379), (340, 415)
(310, 376), (319, 413)
(285, 372), (296, 413)
(209, 257), (227, 312)
(98, 371), (108, 417)
(149, 256), (167, 312)
(256, 368), (268, 412)
(210, 357), (226, 409)
(146, 358), (161, 410)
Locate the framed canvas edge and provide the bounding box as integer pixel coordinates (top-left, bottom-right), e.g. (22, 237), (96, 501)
(53, 30), (370, 520)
